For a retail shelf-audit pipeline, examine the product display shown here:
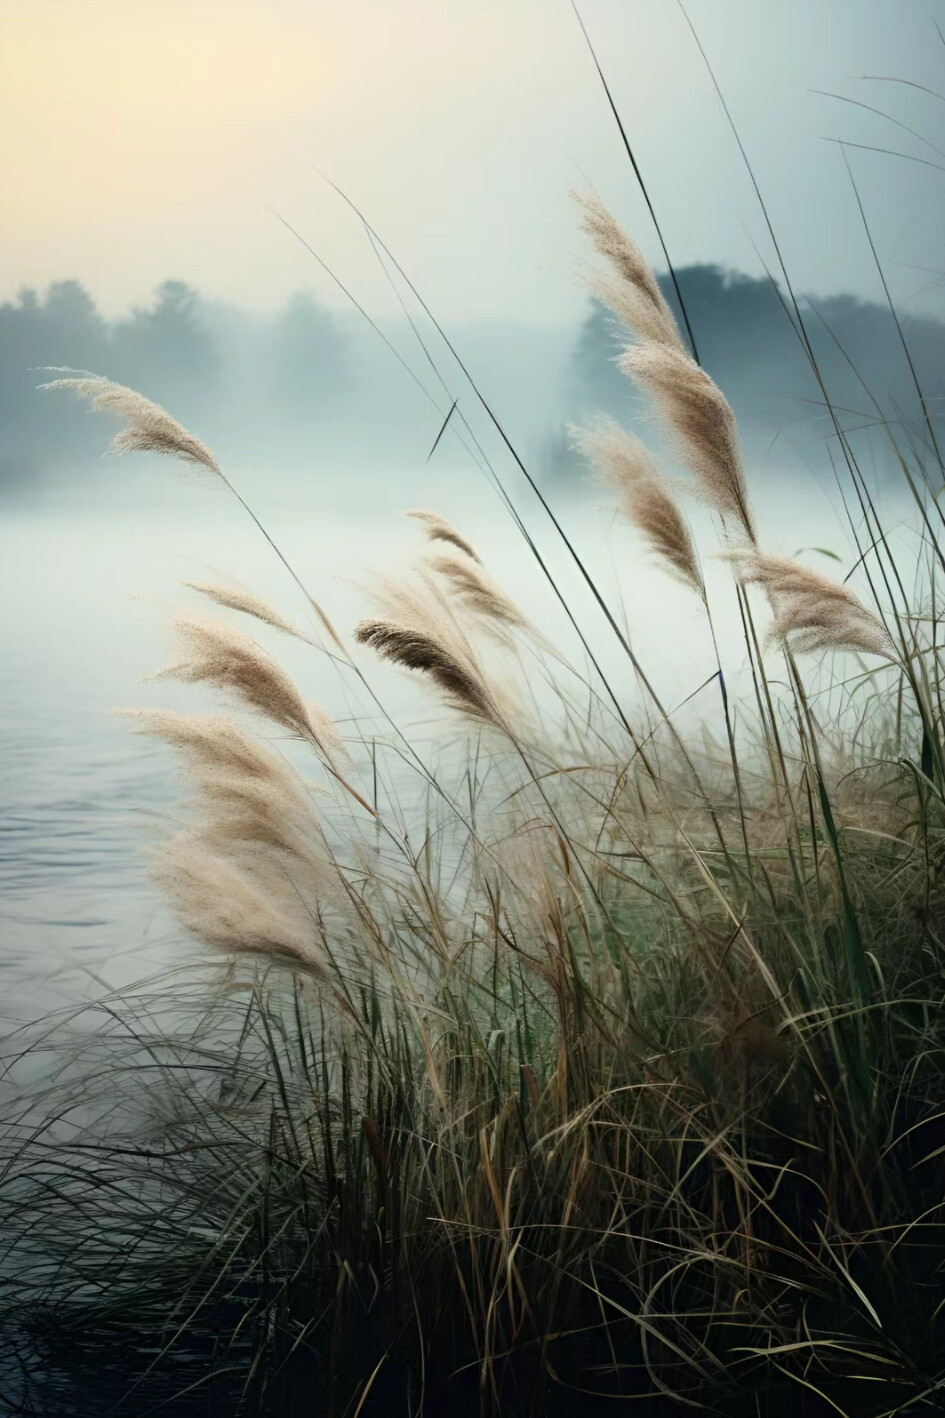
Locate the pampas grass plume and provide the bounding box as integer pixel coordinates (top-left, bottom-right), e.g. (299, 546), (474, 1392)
(407, 509), (483, 564)
(41, 371), (220, 475)
(573, 420), (703, 596)
(619, 344), (756, 542)
(426, 552), (528, 631)
(155, 616), (336, 748)
(153, 834), (328, 978)
(184, 582), (307, 641)
(354, 617), (500, 726)
(575, 193), (685, 352)
(726, 550), (894, 657)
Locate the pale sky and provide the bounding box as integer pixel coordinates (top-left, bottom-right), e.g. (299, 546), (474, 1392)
(3, 0), (945, 323)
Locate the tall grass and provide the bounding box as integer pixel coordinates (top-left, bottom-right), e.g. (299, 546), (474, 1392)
(3, 193), (945, 1418)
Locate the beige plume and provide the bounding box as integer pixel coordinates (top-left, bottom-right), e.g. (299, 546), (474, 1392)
(726, 551), (894, 658)
(126, 709), (350, 969)
(354, 611), (501, 728)
(573, 421), (703, 596)
(184, 582), (306, 641)
(122, 709), (307, 788)
(406, 509), (483, 564)
(426, 552), (528, 631)
(154, 616), (337, 751)
(153, 834), (328, 978)
(40, 372), (220, 475)
(619, 344), (755, 542)
(575, 193), (684, 352)
(122, 710), (320, 848)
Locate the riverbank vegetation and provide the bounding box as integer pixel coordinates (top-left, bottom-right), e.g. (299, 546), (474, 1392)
(2, 187), (945, 1417)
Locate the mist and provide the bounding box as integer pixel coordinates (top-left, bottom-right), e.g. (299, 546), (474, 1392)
(4, 260), (944, 515)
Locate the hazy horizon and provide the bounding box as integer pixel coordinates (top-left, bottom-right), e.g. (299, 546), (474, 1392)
(5, 254), (945, 510)
(4, 0), (945, 327)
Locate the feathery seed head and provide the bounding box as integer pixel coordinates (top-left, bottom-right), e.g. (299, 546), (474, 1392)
(726, 551), (894, 658)
(153, 834), (328, 977)
(573, 420), (703, 595)
(156, 616), (324, 744)
(184, 582), (304, 640)
(127, 710), (345, 941)
(619, 344), (756, 542)
(426, 552), (528, 630)
(41, 372), (220, 475)
(575, 193), (684, 351)
(406, 509), (483, 564)
(122, 709), (305, 788)
(354, 617), (500, 726)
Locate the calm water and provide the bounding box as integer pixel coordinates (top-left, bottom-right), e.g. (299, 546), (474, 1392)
(0, 484), (412, 1024)
(0, 461), (885, 1028)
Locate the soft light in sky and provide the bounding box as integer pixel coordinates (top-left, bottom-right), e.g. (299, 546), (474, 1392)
(2, 0), (944, 322)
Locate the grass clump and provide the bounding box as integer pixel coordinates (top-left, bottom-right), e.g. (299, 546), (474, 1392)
(3, 199), (945, 1418)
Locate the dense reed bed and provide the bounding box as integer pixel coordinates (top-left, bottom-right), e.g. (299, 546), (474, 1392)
(3, 194), (945, 1417)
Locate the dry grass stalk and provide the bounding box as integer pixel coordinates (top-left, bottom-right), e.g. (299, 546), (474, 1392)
(426, 552), (528, 631)
(303, 703), (349, 762)
(727, 551), (894, 657)
(619, 344), (756, 542)
(354, 616), (500, 727)
(184, 582), (306, 641)
(128, 710), (349, 969)
(123, 708), (324, 853)
(40, 372), (220, 474)
(407, 509), (483, 564)
(154, 616), (338, 750)
(575, 193), (684, 352)
(153, 834), (328, 977)
(573, 420), (704, 596)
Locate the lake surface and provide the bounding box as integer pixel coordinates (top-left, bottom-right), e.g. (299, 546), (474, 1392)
(0, 457), (899, 1029)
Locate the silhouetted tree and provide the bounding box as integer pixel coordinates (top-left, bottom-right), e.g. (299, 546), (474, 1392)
(3, 263), (945, 500)
(0, 281), (111, 490)
(269, 292), (350, 420)
(43, 280), (108, 365)
(111, 280), (218, 413)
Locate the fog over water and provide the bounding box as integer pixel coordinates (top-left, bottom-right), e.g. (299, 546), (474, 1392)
(0, 411), (919, 1026)
(4, 0), (945, 1027)
(0, 293), (934, 1019)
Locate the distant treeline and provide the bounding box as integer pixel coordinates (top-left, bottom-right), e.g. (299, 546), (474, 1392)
(3, 266), (945, 496)
(551, 265), (945, 479)
(0, 280), (353, 493)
